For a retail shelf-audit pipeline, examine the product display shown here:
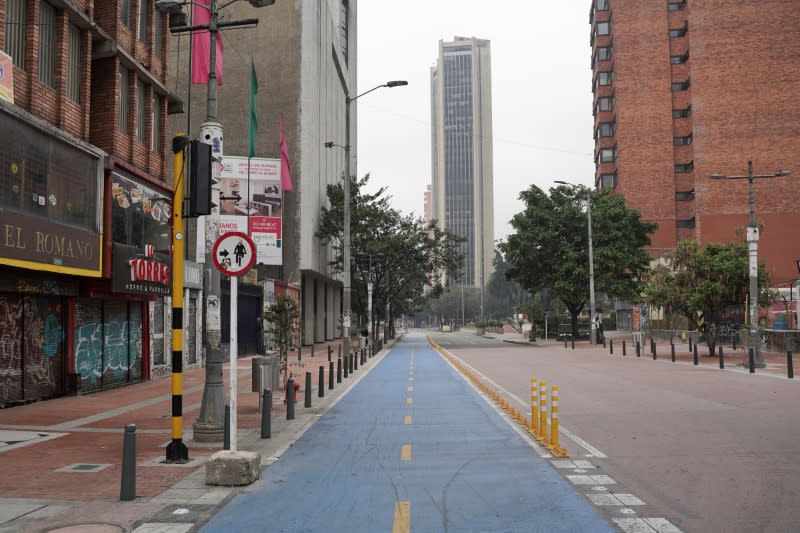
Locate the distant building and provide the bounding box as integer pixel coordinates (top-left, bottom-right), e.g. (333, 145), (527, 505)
(430, 36), (494, 288)
(590, 0), (800, 285)
(0, 0), (182, 402)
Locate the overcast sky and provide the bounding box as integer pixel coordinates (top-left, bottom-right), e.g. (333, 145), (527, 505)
(356, 1), (596, 243)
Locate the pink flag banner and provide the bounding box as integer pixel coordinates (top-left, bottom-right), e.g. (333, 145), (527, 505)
(191, 0), (223, 85)
(280, 115), (294, 192)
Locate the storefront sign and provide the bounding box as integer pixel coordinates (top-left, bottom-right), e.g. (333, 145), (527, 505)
(0, 209), (101, 274)
(112, 243), (172, 296)
(0, 270), (79, 296)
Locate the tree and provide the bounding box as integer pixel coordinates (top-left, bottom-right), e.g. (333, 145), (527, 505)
(642, 240), (769, 356)
(500, 184), (656, 338)
(317, 174), (464, 339)
(263, 294), (299, 388)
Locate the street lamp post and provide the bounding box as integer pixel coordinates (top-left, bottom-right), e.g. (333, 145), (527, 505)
(555, 181), (597, 344)
(710, 161), (790, 367)
(158, 0), (273, 457)
(329, 80), (407, 360)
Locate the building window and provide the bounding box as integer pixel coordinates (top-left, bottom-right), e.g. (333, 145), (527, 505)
(676, 218), (696, 229)
(675, 161), (694, 173)
(669, 22), (688, 38)
(668, 1), (687, 11)
(3, 0), (27, 68)
(138, 0), (149, 43)
(596, 0), (609, 11)
(340, 0), (349, 64)
(118, 66), (129, 133)
(600, 173), (617, 189)
(595, 70), (614, 90)
(152, 94), (161, 152)
(596, 21), (610, 36)
(594, 46), (613, 66)
(154, 12), (163, 58)
(136, 79), (147, 143)
(671, 79), (690, 91)
(121, 0), (132, 28)
(673, 133), (693, 145)
(670, 51), (689, 64)
(597, 121), (616, 138)
(596, 95), (615, 114)
(66, 23), (82, 102)
(675, 190), (695, 201)
(672, 105), (691, 118)
(38, 1), (56, 88)
(599, 148), (616, 163)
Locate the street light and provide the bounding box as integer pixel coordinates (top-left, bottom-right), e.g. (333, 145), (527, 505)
(326, 80), (407, 360)
(710, 161), (790, 367)
(158, 0), (274, 461)
(555, 180), (597, 344)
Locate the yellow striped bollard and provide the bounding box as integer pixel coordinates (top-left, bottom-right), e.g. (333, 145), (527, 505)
(539, 380), (548, 444)
(530, 377), (538, 436)
(548, 385), (568, 457)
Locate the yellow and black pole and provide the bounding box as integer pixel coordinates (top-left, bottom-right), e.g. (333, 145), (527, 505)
(166, 133), (190, 462)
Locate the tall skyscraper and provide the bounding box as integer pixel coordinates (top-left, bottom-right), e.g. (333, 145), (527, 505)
(430, 36), (494, 289)
(590, 0), (800, 285)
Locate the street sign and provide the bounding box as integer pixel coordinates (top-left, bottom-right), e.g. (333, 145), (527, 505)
(212, 231), (256, 277)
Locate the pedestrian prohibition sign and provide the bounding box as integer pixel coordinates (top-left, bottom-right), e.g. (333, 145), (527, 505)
(212, 231), (256, 277)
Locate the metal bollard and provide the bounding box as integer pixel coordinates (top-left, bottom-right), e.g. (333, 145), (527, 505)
(311, 343), (315, 357)
(671, 343), (676, 362)
(261, 389), (272, 439)
(623, 340), (627, 356)
(350, 353), (355, 374)
(564, 337), (567, 349)
(539, 380), (548, 445)
(636, 342), (640, 357)
(120, 424), (136, 501)
(298, 344), (301, 362)
(602, 335), (606, 348)
(788, 351), (794, 379)
(338, 343), (342, 357)
(610, 339), (614, 355)
(328, 345), (332, 362)
(530, 377), (539, 437)
(224, 404), (230, 450)
(329, 361), (335, 389)
(650, 338), (655, 355)
(693, 344), (698, 366)
(343, 356), (349, 378)
(749, 348), (755, 374)
(305, 372), (312, 408)
(653, 342), (657, 360)
(354, 350), (358, 371)
(319, 366), (325, 397)
(337, 356), (342, 382)
(718, 345), (724, 369)
(571, 337), (575, 350)
(689, 336), (693, 351)
(287, 379), (296, 420)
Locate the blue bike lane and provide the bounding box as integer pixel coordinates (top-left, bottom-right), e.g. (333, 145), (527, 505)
(201, 333), (615, 532)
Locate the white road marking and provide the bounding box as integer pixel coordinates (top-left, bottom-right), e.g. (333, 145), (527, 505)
(613, 518), (683, 533)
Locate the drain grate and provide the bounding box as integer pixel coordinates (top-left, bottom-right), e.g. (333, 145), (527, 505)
(55, 463), (112, 473)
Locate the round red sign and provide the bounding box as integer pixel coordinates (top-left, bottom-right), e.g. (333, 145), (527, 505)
(212, 231), (256, 277)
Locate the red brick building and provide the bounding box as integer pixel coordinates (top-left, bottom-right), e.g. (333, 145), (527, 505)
(0, 0), (181, 404)
(590, 0), (800, 287)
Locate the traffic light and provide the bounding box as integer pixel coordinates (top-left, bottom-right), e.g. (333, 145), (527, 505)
(188, 140), (212, 217)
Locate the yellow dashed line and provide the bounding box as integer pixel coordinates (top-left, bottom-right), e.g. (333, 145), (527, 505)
(406, 397), (413, 405)
(407, 385), (414, 392)
(392, 501), (410, 533)
(401, 444), (412, 461)
(404, 415), (412, 425)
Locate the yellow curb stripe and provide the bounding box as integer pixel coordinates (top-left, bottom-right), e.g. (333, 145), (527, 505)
(407, 386), (414, 392)
(406, 397), (413, 405)
(401, 444), (412, 461)
(404, 415), (412, 425)
(392, 501), (411, 533)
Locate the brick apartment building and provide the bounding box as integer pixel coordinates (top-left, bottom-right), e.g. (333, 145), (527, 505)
(590, 0), (800, 287)
(0, 0), (183, 405)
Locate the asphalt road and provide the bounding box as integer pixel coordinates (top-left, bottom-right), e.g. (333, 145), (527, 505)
(432, 329), (800, 533)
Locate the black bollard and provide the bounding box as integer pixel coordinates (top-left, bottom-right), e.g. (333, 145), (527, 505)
(343, 355), (349, 378)
(329, 361), (335, 389)
(305, 372), (312, 408)
(650, 338), (655, 355)
(653, 343), (657, 360)
(338, 344), (342, 357)
(671, 343), (676, 362)
(689, 336), (693, 351)
(564, 336), (567, 349)
(319, 366), (325, 397)
(623, 341), (627, 356)
(261, 389), (272, 439)
(120, 424), (136, 501)
(603, 336), (606, 349)
(287, 379), (296, 420)
(571, 337), (575, 350)
(354, 350), (358, 371)
(311, 344), (315, 357)
(350, 353), (355, 373)
(328, 345), (332, 362)
(749, 348), (755, 374)
(693, 344), (698, 366)
(636, 342), (640, 357)
(788, 351), (794, 379)
(224, 404), (230, 450)
(610, 339), (614, 355)
(337, 357), (342, 382)
(719, 346), (724, 369)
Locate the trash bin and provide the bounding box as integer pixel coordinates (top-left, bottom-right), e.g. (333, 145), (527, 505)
(252, 355), (281, 393)
(252, 357), (268, 393)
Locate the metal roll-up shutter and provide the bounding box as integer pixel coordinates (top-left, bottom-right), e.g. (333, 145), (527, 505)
(74, 298), (103, 393)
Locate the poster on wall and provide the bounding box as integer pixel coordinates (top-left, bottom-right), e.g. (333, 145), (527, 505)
(218, 156), (282, 265)
(0, 50), (14, 103)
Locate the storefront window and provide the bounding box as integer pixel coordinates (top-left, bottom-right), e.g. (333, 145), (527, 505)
(110, 172), (171, 254)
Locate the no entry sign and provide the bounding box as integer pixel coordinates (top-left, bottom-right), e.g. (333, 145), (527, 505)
(212, 231), (256, 277)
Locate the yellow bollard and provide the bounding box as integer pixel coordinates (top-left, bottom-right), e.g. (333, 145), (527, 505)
(539, 380), (548, 444)
(547, 385), (568, 457)
(530, 377), (538, 436)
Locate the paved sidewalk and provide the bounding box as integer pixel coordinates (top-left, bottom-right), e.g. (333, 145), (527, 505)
(0, 338), (393, 533)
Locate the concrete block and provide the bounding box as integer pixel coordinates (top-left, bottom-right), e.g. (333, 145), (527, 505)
(205, 450), (262, 486)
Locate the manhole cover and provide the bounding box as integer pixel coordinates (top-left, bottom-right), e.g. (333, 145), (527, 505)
(41, 523), (125, 533)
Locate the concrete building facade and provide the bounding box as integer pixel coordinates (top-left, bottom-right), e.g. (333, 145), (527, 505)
(167, 0), (354, 347)
(590, 0), (800, 286)
(430, 36), (494, 289)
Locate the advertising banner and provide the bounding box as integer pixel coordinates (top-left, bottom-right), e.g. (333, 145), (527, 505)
(0, 51), (14, 103)
(218, 156), (282, 265)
